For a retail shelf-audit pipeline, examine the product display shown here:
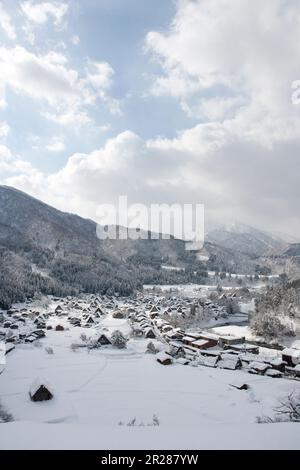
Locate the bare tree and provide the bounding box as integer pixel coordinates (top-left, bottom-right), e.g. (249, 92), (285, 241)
(274, 392), (300, 422)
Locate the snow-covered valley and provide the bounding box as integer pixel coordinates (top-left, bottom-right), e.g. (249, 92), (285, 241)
(1, 294), (299, 450)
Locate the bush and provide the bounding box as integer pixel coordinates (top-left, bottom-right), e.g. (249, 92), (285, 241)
(0, 400), (13, 423)
(257, 392), (300, 423)
(146, 341), (158, 354)
(45, 347), (54, 355)
(250, 311), (282, 339)
(111, 330), (128, 349)
(274, 392), (300, 422)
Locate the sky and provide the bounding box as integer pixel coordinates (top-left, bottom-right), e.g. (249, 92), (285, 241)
(0, 0), (300, 239)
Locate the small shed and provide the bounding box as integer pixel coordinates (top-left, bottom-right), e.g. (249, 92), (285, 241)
(156, 352), (173, 365)
(144, 327), (156, 339)
(265, 368), (283, 378)
(149, 305), (159, 314)
(217, 353), (242, 370)
(218, 335), (245, 348)
(228, 343), (259, 354)
(282, 348), (300, 367)
(198, 332), (219, 348)
(55, 324), (64, 331)
(198, 355), (219, 368)
(191, 339), (212, 350)
(97, 333), (111, 346)
(85, 315), (95, 324)
(113, 310), (125, 319)
(248, 361), (269, 375)
(29, 378), (54, 402)
(94, 307), (104, 316)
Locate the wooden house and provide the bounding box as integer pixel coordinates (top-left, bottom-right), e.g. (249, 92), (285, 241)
(282, 348), (300, 367)
(144, 327), (156, 339)
(156, 352), (173, 365)
(97, 334), (112, 346)
(55, 324), (64, 331)
(29, 378), (53, 402)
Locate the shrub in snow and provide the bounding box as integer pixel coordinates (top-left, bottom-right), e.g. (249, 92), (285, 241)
(152, 414), (160, 426)
(80, 333), (87, 342)
(70, 342), (81, 352)
(257, 392), (300, 423)
(45, 347), (54, 355)
(0, 400), (13, 422)
(273, 392), (300, 422)
(87, 339), (101, 350)
(111, 330), (128, 349)
(34, 340), (43, 348)
(146, 341), (158, 354)
(127, 418), (137, 426)
(118, 414), (160, 427)
(250, 311), (283, 339)
(6, 330), (13, 339)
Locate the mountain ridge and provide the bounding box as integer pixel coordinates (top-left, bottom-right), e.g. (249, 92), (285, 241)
(0, 185), (297, 309)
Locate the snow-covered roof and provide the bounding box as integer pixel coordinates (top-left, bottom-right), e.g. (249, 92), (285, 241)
(291, 340), (300, 351)
(182, 335), (197, 342)
(199, 332), (219, 341)
(29, 377), (54, 397)
(265, 369), (283, 377)
(249, 361), (269, 371)
(192, 339), (210, 347)
(282, 348), (300, 358)
(198, 355), (218, 368)
(156, 351), (171, 362)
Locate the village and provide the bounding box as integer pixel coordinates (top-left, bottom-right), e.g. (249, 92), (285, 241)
(1, 284), (300, 449)
(1, 287), (300, 394)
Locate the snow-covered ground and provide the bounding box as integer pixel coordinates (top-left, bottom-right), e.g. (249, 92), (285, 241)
(1, 312), (299, 450)
(143, 284), (234, 297)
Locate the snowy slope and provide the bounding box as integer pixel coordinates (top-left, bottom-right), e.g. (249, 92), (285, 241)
(0, 316), (299, 450)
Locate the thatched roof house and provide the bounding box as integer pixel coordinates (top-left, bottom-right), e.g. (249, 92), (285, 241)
(29, 378), (54, 402)
(97, 333), (112, 346)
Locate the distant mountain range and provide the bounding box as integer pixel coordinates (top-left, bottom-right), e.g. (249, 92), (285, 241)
(206, 222), (287, 257)
(0, 185), (200, 308)
(0, 185), (298, 308)
(283, 244), (300, 257)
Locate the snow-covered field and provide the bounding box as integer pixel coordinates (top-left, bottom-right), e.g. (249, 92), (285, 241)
(1, 312), (299, 450)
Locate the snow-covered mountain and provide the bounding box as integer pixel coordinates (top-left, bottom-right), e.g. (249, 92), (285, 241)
(0, 185), (297, 309)
(206, 222), (287, 257)
(0, 186), (200, 307)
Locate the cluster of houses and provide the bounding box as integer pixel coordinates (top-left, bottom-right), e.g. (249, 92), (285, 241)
(122, 295), (300, 380)
(1, 292), (300, 382)
(155, 327), (300, 379)
(0, 294), (113, 349)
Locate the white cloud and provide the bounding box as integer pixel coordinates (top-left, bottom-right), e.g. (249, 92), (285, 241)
(71, 35), (80, 46)
(2, 122), (300, 237)
(0, 46), (78, 107)
(99, 124), (112, 133)
(22, 22), (35, 45)
(0, 45), (120, 125)
(20, 1), (69, 26)
(42, 109), (93, 128)
(146, 0), (300, 142)
(85, 61), (114, 90)
(45, 137), (65, 152)
(0, 3), (16, 39)
(0, 121), (10, 138)
(0, 145), (44, 191)
(83, 60), (122, 115)
(1, 0), (300, 237)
